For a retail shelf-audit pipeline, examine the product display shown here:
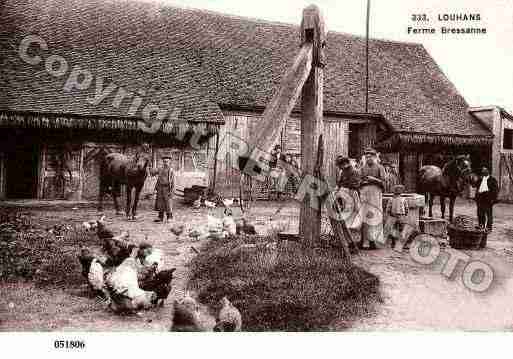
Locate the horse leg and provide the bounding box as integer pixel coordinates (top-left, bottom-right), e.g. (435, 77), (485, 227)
(449, 196), (455, 223)
(440, 196), (446, 219)
(113, 182), (122, 215)
(126, 185), (132, 219)
(428, 193), (434, 218)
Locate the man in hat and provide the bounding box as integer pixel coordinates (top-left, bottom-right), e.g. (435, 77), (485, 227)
(335, 156), (362, 230)
(150, 153), (174, 223)
(359, 148), (386, 249)
(475, 166), (498, 232)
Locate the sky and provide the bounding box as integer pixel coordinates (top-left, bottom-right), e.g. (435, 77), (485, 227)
(136, 0), (513, 114)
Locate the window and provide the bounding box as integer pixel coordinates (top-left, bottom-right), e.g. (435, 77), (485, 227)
(504, 129), (513, 150)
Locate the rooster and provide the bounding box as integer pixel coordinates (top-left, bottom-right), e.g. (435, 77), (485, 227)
(139, 268), (176, 306)
(214, 297), (242, 332)
(104, 232), (135, 266)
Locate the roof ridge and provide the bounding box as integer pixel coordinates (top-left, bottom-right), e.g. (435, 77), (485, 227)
(126, 0), (424, 47)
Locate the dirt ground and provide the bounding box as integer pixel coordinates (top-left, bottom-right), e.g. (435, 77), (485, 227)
(0, 200), (297, 331)
(1, 198), (512, 331)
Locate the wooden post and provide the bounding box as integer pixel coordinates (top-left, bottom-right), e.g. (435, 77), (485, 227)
(299, 4), (326, 245)
(211, 131), (220, 194)
(78, 144), (85, 200)
(0, 151), (5, 199)
(37, 143), (47, 199)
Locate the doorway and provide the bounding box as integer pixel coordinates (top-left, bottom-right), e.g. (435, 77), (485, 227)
(5, 144), (39, 198)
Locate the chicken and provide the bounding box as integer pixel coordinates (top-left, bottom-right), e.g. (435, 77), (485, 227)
(204, 200), (217, 208)
(109, 288), (158, 314)
(78, 247), (96, 278)
(222, 212), (237, 237)
(77, 247), (110, 300)
(192, 196), (202, 209)
(236, 218), (257, 235)
(222, 198), (234, 207)
(95, 215), (115, 240)
(139, 268), (176, 306)
(105, 248), (158, 313)
(214, 297), (242, 332)
(170, 295), (214, 331)
(189, 229), (202, 239)
(104, 232), (135, 266)
(207, 215), (223, 232)
(170, 224), (185, 236)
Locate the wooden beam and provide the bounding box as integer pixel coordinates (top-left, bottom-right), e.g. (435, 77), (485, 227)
(37, 144), (47, 199)
(0, 151), (5, 199)
(78, 144), (84, 200)
(211, 131), (220, 194)
(299, 4), (325, 245)
(242, 42), (313, 170)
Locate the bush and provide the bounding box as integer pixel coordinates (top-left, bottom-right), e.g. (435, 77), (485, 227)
(0, 209), (99, 288)
(188, 235), (381, 331)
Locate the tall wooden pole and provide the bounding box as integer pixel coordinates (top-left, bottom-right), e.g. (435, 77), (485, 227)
(299, 5), (326, 245)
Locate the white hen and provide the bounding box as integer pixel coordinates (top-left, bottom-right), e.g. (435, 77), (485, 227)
(204, 200), (217, 208)
(88, 258), (105, 292)
(222, 215), (237, 237)
(142, 248), (163, 272)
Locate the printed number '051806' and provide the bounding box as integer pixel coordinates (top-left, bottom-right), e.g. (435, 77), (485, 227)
(54, 340), (85, 350)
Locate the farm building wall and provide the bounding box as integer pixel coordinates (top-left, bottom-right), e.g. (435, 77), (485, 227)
(210, 110), (378, 196)
(0, 137), (209, 201)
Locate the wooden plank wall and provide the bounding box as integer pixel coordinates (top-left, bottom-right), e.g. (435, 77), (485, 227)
(210, 111), (358, 196)
(499, 153), (513, 202)
(323, 120), (349, 187)
(208, 113), (252, 197)
(401, 152), (418, 192)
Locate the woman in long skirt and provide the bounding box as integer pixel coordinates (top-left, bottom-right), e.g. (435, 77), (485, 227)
(359, 148), (386, 249)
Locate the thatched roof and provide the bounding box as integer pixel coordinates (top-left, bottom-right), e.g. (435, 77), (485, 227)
(0, 0), (492, 143)
(376, 131), (492, 151)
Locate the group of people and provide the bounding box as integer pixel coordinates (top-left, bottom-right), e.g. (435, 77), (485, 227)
(149, 149), (499, 239)
(335, 147), (406, 250)
(269, 145), (300, 200)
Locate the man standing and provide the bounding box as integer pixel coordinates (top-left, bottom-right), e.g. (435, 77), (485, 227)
(151, 153), (174, 223)
(475, 166), (498, 232)
(359, 148), (386, 249)
(335, 156), (362, 230)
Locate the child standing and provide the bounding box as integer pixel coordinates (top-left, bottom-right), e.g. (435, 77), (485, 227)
(385, 184), (409, 248)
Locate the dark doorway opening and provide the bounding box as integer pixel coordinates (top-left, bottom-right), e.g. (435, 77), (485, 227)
(5, 144), (39, 198)
(348, 123), (363, 159)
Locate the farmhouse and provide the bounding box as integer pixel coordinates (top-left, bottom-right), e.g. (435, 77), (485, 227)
(469, 106), (513, 202)
(0, 0), (494, 201)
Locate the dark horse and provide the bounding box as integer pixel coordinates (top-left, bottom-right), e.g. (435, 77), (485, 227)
(418, 154), (473, 222)
(98, 146), (151, 220)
